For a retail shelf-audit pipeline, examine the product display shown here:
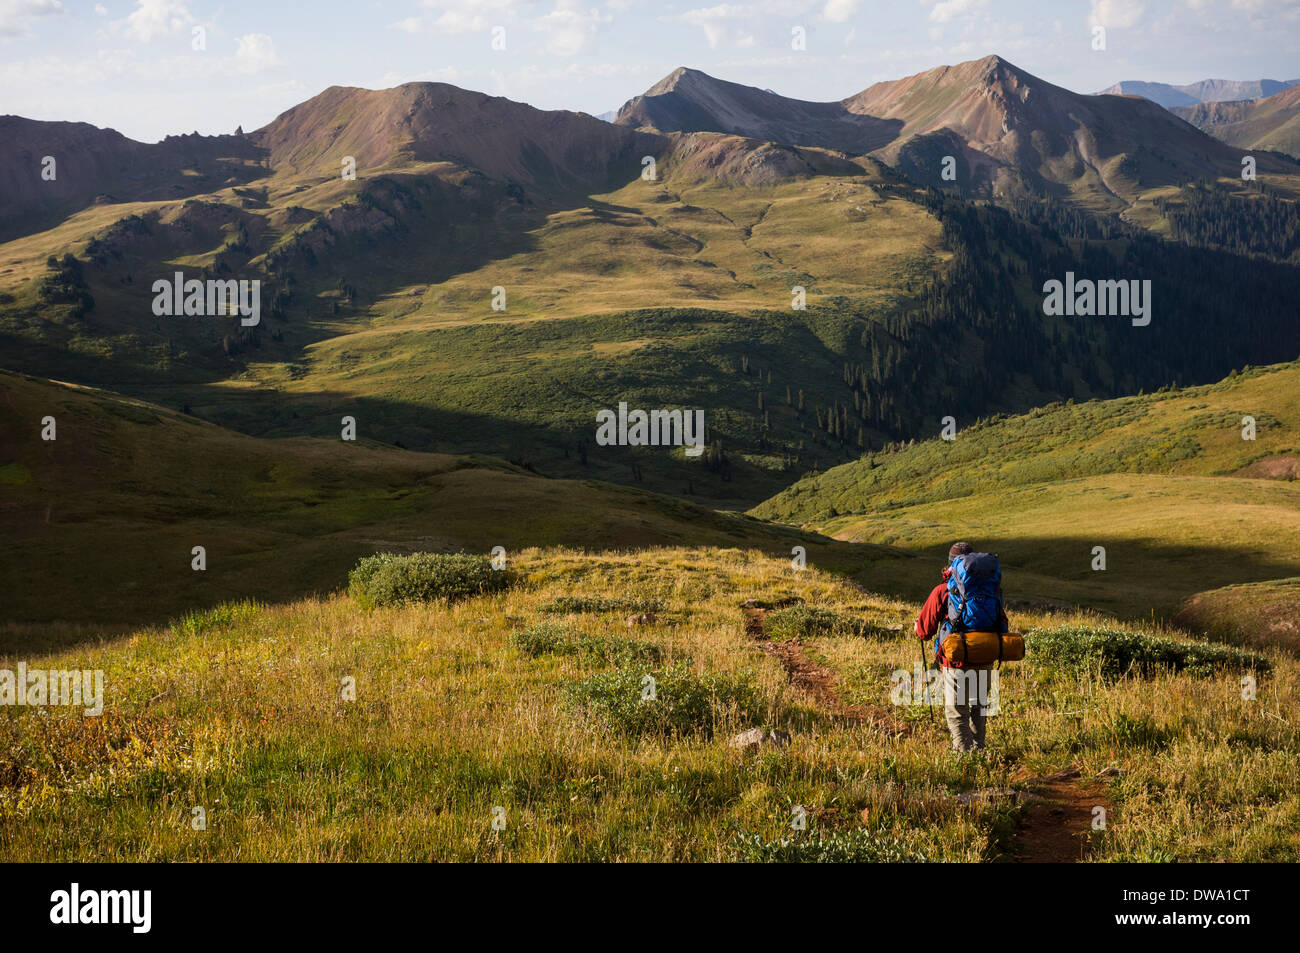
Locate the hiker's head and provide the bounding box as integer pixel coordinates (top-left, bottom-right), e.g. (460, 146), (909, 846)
(947, 541), (973, 566)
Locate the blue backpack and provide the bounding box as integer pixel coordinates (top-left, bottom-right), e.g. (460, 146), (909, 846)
(943, 552), (1006, 639)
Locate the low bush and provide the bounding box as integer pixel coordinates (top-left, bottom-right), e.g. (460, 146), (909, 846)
(511, 622), (662, 664)
(170, 599), (264, 636)
(539, 595), (664, 615)
(1029, 624), (1271, 677)
(729, 827), (929, 862)
(764, 605), (880, 641)
(348, 552), (511, 609)
(565, 664), (763, 737)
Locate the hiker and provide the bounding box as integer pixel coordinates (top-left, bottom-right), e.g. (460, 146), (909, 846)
(914, 542), (1009, 753)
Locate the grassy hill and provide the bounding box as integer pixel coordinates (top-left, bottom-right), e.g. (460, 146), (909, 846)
(752, 361), (1300, 618)
(0, 370), (894, 631)
(0, 547), (1292, 861)
(1173, 578), (1300, 654)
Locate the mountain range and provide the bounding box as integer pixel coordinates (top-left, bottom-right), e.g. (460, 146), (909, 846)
(1096, 78), (1300, 109)
(616, 56), (1288, 210)
(3, 53), (1299, 517)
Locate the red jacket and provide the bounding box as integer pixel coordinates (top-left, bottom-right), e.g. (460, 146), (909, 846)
(915, 569), (1009, 668)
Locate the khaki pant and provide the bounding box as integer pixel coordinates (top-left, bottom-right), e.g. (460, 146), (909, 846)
(943, 664), (995, 752)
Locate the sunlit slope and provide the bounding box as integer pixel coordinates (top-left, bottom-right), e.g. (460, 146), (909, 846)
(0, 371), (875, 626)
(752, 362), (1300, 616)
(262, 158), (943, 331)
(2, 547), (1295, 861)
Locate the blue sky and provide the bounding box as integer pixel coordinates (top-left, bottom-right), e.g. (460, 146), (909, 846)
(2, 0), (1298, 142)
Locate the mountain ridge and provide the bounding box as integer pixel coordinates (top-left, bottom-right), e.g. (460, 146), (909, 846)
(1097, 78), (1300, 108)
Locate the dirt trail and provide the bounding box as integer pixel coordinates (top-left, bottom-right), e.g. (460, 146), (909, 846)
(743, 605), (912, 736)
(1009, 767), (1113, 863)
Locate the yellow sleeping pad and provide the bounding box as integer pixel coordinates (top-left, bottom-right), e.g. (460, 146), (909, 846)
(940, 630), (1025, 665)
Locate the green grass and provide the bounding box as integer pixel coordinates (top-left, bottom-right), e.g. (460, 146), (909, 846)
(763, 604), (883, 641)
(0, 159), (943, 506)
(1173, 578), (1300, 654)
(1, 547), (1296, 861)
(728, 825), (931, 862)
(565, 663), (765, 738)
(170, 600), (265, 637)
(753, 361), (1300, 622)
(511, 622), (662, 664)
(539, 596), (664, 615)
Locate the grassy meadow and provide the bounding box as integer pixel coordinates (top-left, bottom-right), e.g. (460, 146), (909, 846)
(1, 548), (1293, 862)
(755, 360), (1300, 618)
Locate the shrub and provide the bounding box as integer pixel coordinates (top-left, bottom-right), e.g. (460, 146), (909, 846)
(1104, 713), (1172, 749)
(764, 605), (879, 641)
(348, 552), (510, 608)
(1028, 624), (1271, 678)
(171, 599), (263, 636)
(539, 595), (664, 615)
(565, 664), (763, 738)
(729, 827), (929, 863)
(511, 622), (661, 664)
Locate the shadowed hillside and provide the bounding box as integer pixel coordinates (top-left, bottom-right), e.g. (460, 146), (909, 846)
(0, 370), (888, 628)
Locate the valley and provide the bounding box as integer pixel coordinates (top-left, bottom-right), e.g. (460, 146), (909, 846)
(2, 48), (1299, 866)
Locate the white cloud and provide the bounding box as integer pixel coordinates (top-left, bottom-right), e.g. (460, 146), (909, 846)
(1089, 0), (1145, 30)
(119, 0), (193, 43)
(233, 33), (279, 74)
(94, 3), (107, 15)
(0, 0), (63, 38)
(391, 16), (424, 34)
(678, 4), (746, 49)
(823, 0), (858, 23)
(929, 0), (986, 24)
(418, 0), (526, 35)
(533, 1), (610, 55)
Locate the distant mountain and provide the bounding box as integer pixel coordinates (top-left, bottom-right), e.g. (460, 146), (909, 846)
(0, 117), (264, 242)
(1095, 81), (1200, 108)
(1097, 78), (1300, 108)
(843, 55), (1255, 208)
(615, 66), (899, 154)
(616, 57), (1273, 213)
(251, 82), (662, 190)
(1172, 85), (1300, 159)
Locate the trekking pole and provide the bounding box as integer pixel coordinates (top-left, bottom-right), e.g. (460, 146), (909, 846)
(918, 640), (934, 724)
